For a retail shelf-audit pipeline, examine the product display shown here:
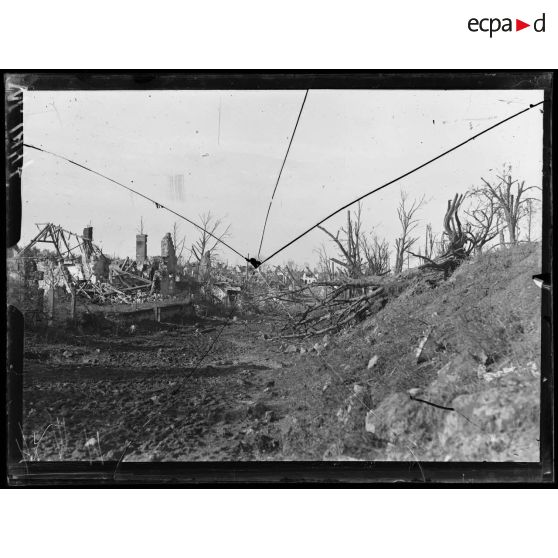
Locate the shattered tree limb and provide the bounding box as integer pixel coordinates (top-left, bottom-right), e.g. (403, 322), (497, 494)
(311, 273), (394, 288)
(408, 194), (470, 278)
(276, 284), (387, 339)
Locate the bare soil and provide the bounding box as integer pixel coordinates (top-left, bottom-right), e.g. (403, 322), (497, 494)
(23, 318), (350, 461)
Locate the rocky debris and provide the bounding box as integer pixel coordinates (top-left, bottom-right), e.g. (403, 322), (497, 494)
(248, 400), (270, 419)
(322, 438), (368, 461)
(476, 362), (538, 383)
(71, 449), (85, 460)
(104, 449), (119, 460)
(436, 361), (457, 382)
(415, 328), (446, 364)
(415, 328), (433, 364)
(236, 377), (253, 387)
(438, 386), (539, 461)
(82, 356), (99, 365)
(255, 432), (280, 453)
(312, 342), (325, 354)
(213, 359), (237, 367)
(528, 361), (540, 377)
(337, 384), (368, 426)
(84, 437), (97, 448)
(353, 384), (365, 395)
(365, 356), (540, 461)
(367, 355), (378, 370)
(322, 441), (344, 460)
(238, 422), (281, 456)
(365, 393), (409, 437)
(296, 339), (330, 357)
(263, 410), (275, 423)
(471, 348), (490, 365)
(262, 358), (283, 369)
(278, 415), (299, 438)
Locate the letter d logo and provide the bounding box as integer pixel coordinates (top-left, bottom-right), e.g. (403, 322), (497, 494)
(534, 13), (546, 32)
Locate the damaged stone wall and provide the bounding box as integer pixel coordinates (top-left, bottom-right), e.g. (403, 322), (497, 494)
(161, 233), (177, 274)
(136, 234), (148, 264)
(198, 251), (211, 283)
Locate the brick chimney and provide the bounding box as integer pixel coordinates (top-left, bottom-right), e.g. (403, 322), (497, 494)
(136, 234), (148, 264)
(83, 226), (93, 261)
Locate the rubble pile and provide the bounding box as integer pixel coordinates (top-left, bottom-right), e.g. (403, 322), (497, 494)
(8, 223), (201, 314)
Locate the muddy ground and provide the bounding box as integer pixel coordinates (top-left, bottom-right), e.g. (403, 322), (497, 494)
(22, 316), (373, 462)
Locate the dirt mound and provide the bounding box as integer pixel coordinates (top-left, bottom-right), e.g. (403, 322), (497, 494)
(364, 355), (540, 461)
(314, 243), (542, 461)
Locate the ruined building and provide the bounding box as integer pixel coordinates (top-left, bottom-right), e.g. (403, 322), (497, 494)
(83, 226), (94, 260)
(136, 233), (148, 264)
(8, 223), (113, 323)
(198, 250), (211, 283)
(161, 232), (177, 274)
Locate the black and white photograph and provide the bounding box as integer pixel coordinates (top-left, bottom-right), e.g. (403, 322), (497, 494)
(4, 73), (552, 479)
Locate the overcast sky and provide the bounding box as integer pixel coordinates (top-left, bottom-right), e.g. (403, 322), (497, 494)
(20, 89), (544, 267)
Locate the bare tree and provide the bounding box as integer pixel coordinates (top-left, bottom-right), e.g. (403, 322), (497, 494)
(394, 192), (424, 274)
(172, 222), (189, 267)
(191, 212), (230, 263)
(463, 190), (501, 253)
(191, 212), (230, 282)
(283, 262), (302, 290)
(477, 166), (540, 245)
(362, 234), (390, 275)
(423, 223), (436, 260)
(285, 260), (300, 272)
(315, 244), (337, 281)
(442, 193), (468, 255)
(414, 223), (442, 262)
(318, 202), (392, 279)
(408, 193), (468, 277)
(318, 202), (366, 279)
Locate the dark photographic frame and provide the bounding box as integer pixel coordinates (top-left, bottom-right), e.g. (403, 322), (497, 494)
(4, 71), (554, 486)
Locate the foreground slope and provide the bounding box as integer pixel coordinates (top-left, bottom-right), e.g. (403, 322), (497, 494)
(291, 243), (541, 461)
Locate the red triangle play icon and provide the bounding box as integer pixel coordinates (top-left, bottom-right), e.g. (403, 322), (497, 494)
(516, 19), (530, 31)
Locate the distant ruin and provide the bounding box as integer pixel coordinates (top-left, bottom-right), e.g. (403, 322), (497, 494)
(136, 233), (148, 264)
(7, 224), (203, 325)
(161, 232), (177, 274)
